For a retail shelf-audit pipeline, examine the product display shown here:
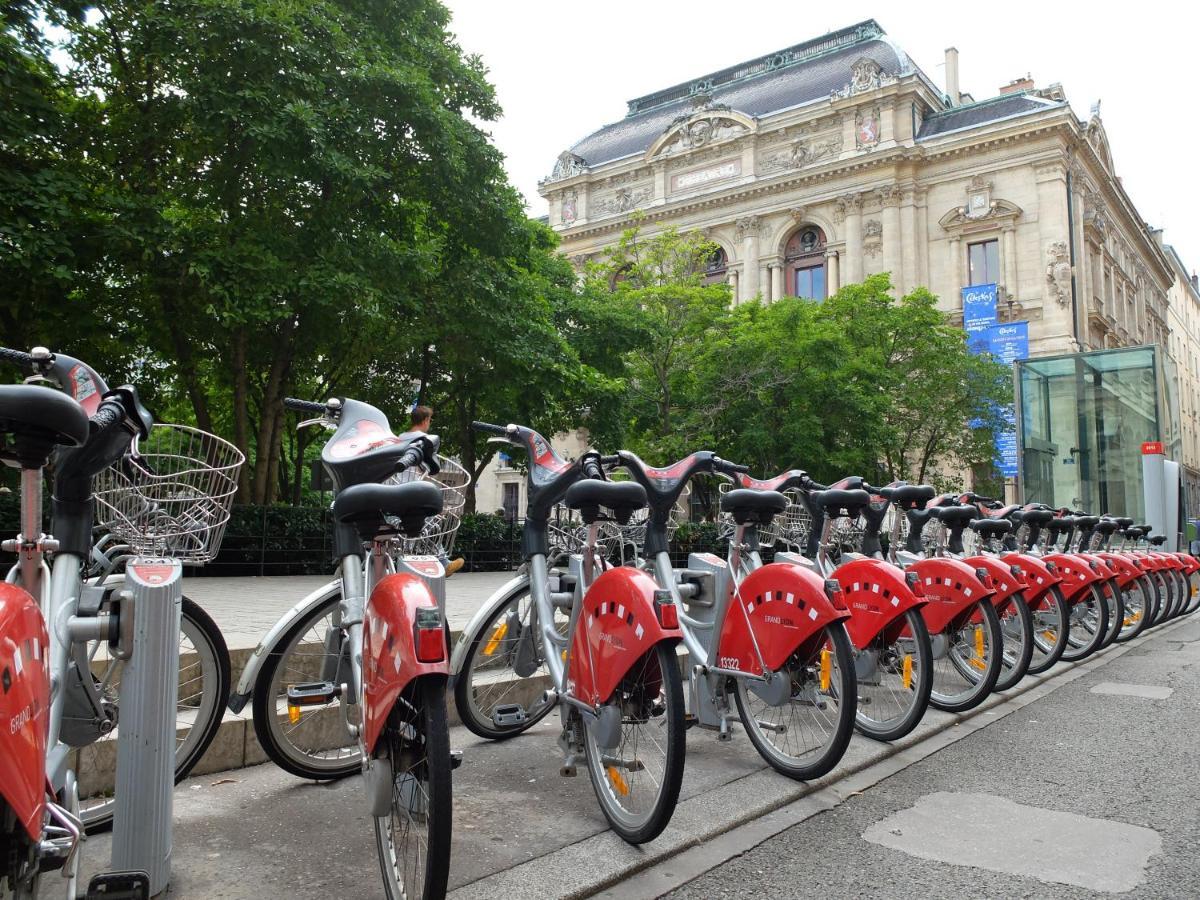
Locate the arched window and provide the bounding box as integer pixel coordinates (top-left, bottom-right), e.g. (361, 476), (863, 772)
(785, 226), (827, 300)
(703, 247), (727, 286)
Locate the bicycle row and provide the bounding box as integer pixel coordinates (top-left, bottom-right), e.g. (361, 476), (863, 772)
(4, 363), (1195, 899)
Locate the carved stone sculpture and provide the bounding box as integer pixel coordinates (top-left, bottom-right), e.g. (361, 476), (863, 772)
(1045, 241), (1073, 306)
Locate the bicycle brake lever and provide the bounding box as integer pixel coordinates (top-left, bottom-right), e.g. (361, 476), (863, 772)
(297, 416), (336, 432)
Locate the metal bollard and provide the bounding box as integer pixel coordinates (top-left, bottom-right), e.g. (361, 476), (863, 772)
(110, 557), (182, 896)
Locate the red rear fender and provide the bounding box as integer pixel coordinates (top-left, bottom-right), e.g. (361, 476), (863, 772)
(1002, 554), (1061, 604)
(1042, 553), (1105, 603)
(0, 583), (49, 841)
(1092, 552), (1141, 587)
(715, 562), (849, 675)
(965, 556), (1026, 611)
(906, 558), (994, 635)
(362, 574), (448, 753)
(830, 558), (925, 650)
(568, 568), (680, 707)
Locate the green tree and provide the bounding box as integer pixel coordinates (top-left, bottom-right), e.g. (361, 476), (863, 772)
(587, 218), (731, 460)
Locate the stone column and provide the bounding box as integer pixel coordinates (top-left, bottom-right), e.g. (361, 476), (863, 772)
(1002, 225), (1018, 304)
(737, 216), (761, 299)
(760, 262), (771, 301)
(914, 188), (929, 288)
(880, 186), (902, 291)
(838, 194), (863, 284)
(825, 251), (840, 294)
(900, 188), (917, 293)
(879, 101), (896, 145)
(728, 268), (740, 304)
(771, 263), (784, 302)
(652, 163), (667, 203)
(948, 236), (963, 296)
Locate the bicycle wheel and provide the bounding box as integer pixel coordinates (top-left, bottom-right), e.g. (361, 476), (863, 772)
(582, 641), (685, 844)
(1026, 585), (1069, 674)
(1060, 583), (1109, 661)
(76, 596), (231, 831)
(928, 599), (1002, 713)
(252, 591), (362, 780)
(1098, 579), (1124, 648)
(373, 677), (452, 900)
(1166, 569), (1189, 619)
(734, 622), (857, 779)
(993, 594), (1034, 692)
(1143, 570), (1165, 627)
(1114, 575), (1153, 643)
(454, 584), (566, 741)
(1182, 569), (1200, 616)
(853, 610), (932, 742)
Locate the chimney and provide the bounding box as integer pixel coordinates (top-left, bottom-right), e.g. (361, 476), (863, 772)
(1192, 273), (1198, 291)
(1000, 75), (1034, 95)
(945, 47), (960, 105)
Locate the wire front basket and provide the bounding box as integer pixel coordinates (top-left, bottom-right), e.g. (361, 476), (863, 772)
(387, 456), (471, 558)
(93, 424), (245, 564)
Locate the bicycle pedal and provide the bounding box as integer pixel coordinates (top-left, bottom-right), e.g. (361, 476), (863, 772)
(450, 749), (463, 770)
(492, 703), (527, 727)
(86, 870), (151, 899)
(286, 681), (341, 706)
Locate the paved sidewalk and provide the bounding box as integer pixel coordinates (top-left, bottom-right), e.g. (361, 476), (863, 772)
(182, 571), (516, 655)
(76, 613), (1199, 899)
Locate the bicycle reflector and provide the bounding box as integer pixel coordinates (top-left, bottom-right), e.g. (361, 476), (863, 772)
(414, 607), (446, 663)
(824, 579), (847, 610)
(975, 567), (993, 589)
(653, 590), (679, 629)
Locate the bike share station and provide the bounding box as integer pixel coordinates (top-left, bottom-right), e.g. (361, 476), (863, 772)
(1015, 343), (1190, 543)
(95, 557), (183, 898)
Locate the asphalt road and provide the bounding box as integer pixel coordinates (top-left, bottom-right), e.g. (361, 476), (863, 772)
(665, 617), (1200, 899)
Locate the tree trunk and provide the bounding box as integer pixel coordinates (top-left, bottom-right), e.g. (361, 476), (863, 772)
(251, 317), (296, 504)
(231, 328), (252, 499)
(160, 294), (214, 435)
(291, 428), (309, 506)
(458, 390), (478, 514)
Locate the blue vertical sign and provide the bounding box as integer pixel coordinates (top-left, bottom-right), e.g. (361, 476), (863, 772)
(969, 319), (1028, 478)
(961, 283), (998, 332)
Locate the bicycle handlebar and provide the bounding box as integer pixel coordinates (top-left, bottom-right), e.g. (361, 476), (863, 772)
(91, 398), (127, 431)
(0, 346), (38, 368)
(713, 456), (749, 475)
(470, 420), (510, 437)
(284, 398), (328, 414)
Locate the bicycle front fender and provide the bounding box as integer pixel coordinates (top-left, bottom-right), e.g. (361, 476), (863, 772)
(828, 558), (924, 650)
(362, 574), (448, 754)
(448, 572), (530, 681)
(568, 567), (681, 707)
(0, 582), (50, 841)
(716, 562), (849, 674)
(907, 558), (994, 635)
(227, 578), (341, 713)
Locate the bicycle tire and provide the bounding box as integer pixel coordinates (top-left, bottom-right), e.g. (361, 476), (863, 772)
(1026, 585), (1069, 675)
(1060, 582), (1109, 661)
(373, 676), (452, 900)
(993, 593), (1034, 692)
(1166, 569), (1189, 619)
(1182, 569), (1200, 616)
(78, 596), (231, 831)
(1113, 575), (1153, 643)
(251, 591), (362, 780)
(453, 584), (562, 741)
(735, 622), (857, 779)
(928, 599), (1002, 713)
(583, 641), (685, 844)
(853, 610), (933, 743)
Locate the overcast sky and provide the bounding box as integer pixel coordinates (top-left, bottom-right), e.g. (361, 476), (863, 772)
(442, 0), (1200, 273)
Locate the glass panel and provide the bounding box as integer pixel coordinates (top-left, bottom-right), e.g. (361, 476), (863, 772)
(794, 264), (826, 300)
(968, 239), (999, 286)
(1017, 345), (1167, 520)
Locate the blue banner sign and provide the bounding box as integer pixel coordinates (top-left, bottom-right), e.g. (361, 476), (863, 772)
(967, 318), (1029, 478)
(961, 283), (998, 333)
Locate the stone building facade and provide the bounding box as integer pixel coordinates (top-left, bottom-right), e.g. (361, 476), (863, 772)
(539, 20), (1174, 360)
(1163, 243), (1200, 514)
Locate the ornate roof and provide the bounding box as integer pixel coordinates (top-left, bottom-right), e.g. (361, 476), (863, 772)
(561, 21), (914, 169)
(916, 93), (1063, 139)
